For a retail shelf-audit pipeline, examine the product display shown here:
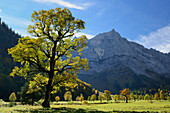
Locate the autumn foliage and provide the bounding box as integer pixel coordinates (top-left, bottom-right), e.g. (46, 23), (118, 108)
(120, 88), (130, 103)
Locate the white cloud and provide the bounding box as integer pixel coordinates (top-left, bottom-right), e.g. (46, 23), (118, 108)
(34, 0), (88, 10)
(136, 25), (170, 53)
(74, 32), (94, 39)
(0, 9), (2, 13)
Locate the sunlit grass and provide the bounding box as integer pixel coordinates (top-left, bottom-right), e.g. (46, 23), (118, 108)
(0, 100), (169, 113)
(52, 100), (170, 112)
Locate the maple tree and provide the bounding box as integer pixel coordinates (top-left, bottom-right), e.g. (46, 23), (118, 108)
(120, 88), (130, 103)
(8, 8), (89, 107)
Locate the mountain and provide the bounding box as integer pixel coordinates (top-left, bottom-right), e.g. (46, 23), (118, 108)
(0, 19), (25, 100)
(79, 29), (170, 93)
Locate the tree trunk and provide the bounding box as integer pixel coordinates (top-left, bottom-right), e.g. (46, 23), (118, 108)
(42, 41), (56, 108)
(42, 78), (52, 108)
(125, 96), (128, 103)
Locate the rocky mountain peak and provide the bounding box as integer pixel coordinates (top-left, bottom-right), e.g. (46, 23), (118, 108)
(80, 29), (170, 93)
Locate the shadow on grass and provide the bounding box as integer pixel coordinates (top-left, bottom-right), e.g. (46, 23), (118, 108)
(14, 107), (159, 113)
(15, 107), (109, 113)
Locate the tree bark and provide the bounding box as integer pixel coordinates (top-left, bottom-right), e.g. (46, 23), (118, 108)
(42, 40), (56, 108)
(125, 96), (128, 103)
(42, 78), (52, 108)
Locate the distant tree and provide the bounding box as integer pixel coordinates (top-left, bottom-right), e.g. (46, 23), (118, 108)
(98, 94), (104, 103)
(80, 94), (84, 102)
(55, 96), (60, 102)
(9, 92), (17, 107)
(91, 94), (96, 101)
(113, 94), (119, 102)
(134, 94), (138, 101)
(9, 92), (17, 102)
(130, 93), (134, 101)
(144, 94), (150, 101)
(117, 95), (121, 100)
(150, 94), (153, 102)
(8, 8), (89, 108)
(154, 93), (159, 100)
(103, 90), (112, 102)
(138, 95), (143, 100)
(160, 90), (164, 100)
(87, 96), (91, 101)
(120, 88), (130, 103)
(64, 91), (72, 101)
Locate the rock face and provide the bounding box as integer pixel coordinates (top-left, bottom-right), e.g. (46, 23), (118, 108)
(79, 29), (170, 93)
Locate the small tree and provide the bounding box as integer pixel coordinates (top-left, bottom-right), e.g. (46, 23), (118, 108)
(64, 91), (72, 101)
(154, 93), (159, 100)
(55, 96), (60, 102)
(144, 94), (150, 101)
(91, 94), (96, 101)
(98, 94), (104, 103)
(120, 88), (130, 103)
(103, 90), (112, 102)
(87, 96), (91, 101)
(80, 94), (84, 102)
(138, 95), (142, 100)
(9, 92), (17, 107)
(113, 94), (119, 102)
(130, 93), (134, 101)
(9, 92), (17, 102)
(160, 90), (164, 100)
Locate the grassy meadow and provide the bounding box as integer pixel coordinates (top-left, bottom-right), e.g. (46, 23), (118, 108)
(0, 100), (169, 113)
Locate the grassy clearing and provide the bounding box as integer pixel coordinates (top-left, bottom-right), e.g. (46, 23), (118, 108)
(0, 100), (169, 113)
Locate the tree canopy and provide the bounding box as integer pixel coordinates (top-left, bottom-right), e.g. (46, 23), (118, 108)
(8, 8), (89, 107)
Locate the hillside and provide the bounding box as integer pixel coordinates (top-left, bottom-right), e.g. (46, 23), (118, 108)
(79, 29), (170, 93)
(0, 18), (25, 100)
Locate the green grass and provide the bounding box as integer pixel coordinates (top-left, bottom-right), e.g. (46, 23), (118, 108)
(0, 100), (169, 113)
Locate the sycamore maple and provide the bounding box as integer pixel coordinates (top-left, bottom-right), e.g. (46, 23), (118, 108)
(8, 8), (89, 108)
(120, 88), (130, 103)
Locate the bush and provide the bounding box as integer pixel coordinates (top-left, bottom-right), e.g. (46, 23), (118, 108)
(82, 100), (88, 105)
(55, 96), (60, 102)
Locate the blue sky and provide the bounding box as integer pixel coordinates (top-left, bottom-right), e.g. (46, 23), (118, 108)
(0, 0), (170, 53)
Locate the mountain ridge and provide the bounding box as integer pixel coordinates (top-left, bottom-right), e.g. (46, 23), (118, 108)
(78, 29), (170, 93)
